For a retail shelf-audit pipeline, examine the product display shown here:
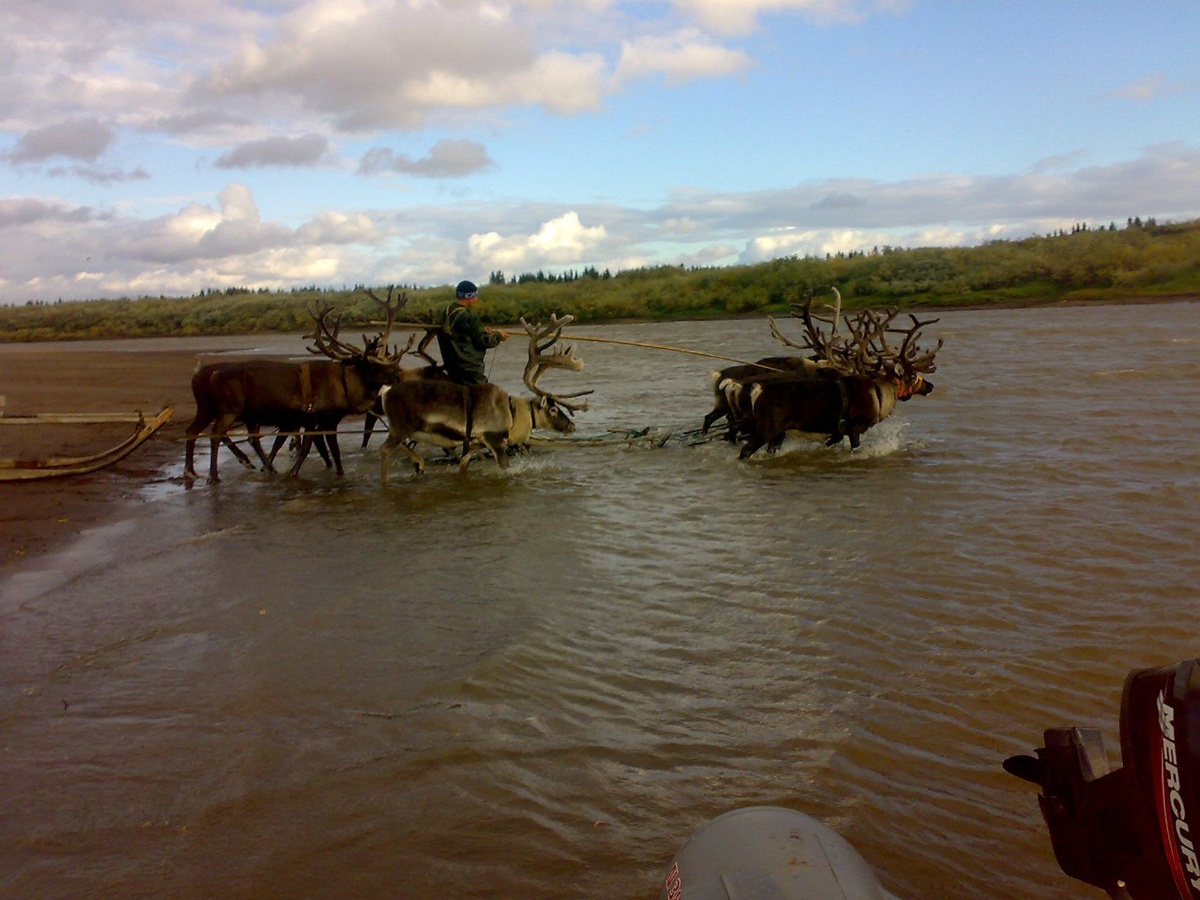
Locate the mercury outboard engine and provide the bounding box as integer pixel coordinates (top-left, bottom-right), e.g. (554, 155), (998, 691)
(1005, 658), (1200, 899)
(660, 659), (1200, 900)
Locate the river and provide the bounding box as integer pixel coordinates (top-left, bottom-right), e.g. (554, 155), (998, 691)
(2, 301), (1199, 899)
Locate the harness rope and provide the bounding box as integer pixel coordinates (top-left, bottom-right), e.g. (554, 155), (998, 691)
(379, 321), (788, 371)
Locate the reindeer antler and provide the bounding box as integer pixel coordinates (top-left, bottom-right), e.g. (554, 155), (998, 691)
(306, 301), (359, 359)
(891, 314), (943, 377)
(306, 286), (411, 367)
(770, 287), (855, 367)
(520, 314), (593, 412)
(768, 286), (944, 383)
(362, 286), (409, 363)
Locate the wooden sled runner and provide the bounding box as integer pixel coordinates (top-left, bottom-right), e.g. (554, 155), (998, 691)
(0, 407), (173, 482)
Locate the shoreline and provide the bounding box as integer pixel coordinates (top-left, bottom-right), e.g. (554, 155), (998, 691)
(3, 292), (1198, 345)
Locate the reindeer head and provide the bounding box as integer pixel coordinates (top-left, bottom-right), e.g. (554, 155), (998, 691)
(532, 395), (577, 435)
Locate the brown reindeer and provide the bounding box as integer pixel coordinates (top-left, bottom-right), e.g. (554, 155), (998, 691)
(738, 372), (893, 457)
(378, 315), (591, 480)
(185, 363), (336, 475)
(183, 288), (407, 483)
(701, 355), (826, 439)
(730, 287), (941, 456)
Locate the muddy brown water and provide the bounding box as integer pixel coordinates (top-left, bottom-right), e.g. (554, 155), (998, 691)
(2, 302), (1199, 899)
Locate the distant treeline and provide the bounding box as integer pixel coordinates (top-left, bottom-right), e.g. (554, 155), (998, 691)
(3, 216), (1199, 342)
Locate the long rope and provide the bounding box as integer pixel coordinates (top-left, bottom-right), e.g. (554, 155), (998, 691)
(504, 331), (773, 368)
(379, 321), (783, 370)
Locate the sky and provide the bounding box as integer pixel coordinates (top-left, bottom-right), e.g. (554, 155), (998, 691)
(2, 0), (1199, 305)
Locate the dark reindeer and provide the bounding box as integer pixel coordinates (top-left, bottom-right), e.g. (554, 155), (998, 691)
(185, 364), (336, 475)
(701, 355), (825, 439)
(378, 315), (592, 481)
(725, 287), (942, 457)
(701, 289), (848, 439)
(738, 372), (892, 457)
(183, 288), (407, 483)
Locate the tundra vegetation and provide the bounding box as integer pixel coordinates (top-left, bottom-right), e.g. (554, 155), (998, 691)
(2, 217), (1198, 342)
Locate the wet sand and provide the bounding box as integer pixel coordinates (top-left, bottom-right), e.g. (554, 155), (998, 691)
(0, 347), (198, 567)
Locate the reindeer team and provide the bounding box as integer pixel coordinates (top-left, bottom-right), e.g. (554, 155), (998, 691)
(183, 287), (942, 484)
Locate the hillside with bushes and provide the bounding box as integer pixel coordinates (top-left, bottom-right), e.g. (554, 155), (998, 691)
(2, 217), (1198, 342)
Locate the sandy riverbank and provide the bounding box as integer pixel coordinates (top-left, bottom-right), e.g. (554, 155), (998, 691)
(0, 348), (199, 568)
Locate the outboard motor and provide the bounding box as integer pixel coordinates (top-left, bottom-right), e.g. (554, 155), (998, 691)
(661, 659), (1200, 899)
(1005, 658), (1200, 899)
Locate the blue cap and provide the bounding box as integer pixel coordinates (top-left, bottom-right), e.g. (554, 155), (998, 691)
(455, 280), (478, 299)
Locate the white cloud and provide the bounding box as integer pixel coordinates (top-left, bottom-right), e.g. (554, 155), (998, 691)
(296, 211), (377, 245)
(468, 211), (608, 270)
(615, 29), (751, 84)
(4, 145), (1200, 302)
(196, 3), (607, 129)
(668, 0), (885, 36)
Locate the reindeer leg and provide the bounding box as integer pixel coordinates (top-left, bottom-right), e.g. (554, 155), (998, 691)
(244, 430), (273, 470)
(183, 410), (214, 480)
(382, 433), (425, 476)
(738, 434), (766, 460)
(379, 437), (393, 484)
(361, 411), (378, 449)
(184, 439), (198, 480)
(218, 434), (257, 470)
(325, 433), (343, 476)
(208, 413), (242, 483)
(289, 433), (314, 476)
(484, 433), (510, 469)
(701, 407), (726, 434)
(403, 442), (427, 475)
(309, 434), (330, 469)
(208, 436), (221, 483)
(264, 434), (287, 472)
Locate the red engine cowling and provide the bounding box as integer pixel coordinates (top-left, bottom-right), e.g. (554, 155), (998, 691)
(1120, 659), (1200, 899)
(1006, 658), (1200, 899)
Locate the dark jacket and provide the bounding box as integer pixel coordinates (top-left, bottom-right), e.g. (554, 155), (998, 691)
(436, 301), (502, 385)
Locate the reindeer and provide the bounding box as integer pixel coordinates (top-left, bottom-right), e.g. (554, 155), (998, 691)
(377, 315), (592, 481)
(737, 373), (872, 457)
(701, 355), (825, 439)
(700, 289), (848, 439)
(731, 287), (942, 457)
(183, 288), (408, 483)
(186, 364), (337, 475)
